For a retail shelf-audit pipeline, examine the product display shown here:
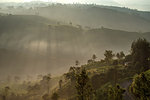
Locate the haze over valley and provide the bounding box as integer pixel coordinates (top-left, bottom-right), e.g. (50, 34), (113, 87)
(0, 1), (150, 100)
(0, 2), (150, 77)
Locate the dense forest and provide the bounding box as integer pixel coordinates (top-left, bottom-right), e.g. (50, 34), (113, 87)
(0, 2), (150, 100)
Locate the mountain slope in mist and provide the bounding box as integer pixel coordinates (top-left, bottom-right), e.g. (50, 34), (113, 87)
(1, 4), (150, 32)
(0, 15), (149, 77)
(37, 4), (150, 32)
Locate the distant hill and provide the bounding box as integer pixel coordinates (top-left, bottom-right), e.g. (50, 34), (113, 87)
(101, 6), (150, 21)
(37, 4), (150, 32)
(1, 4), (150, 32)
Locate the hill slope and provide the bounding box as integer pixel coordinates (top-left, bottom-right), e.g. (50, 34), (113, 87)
(37, 5), (150, 32)
(1, 4), (150, 32)
(0, 15), (149, 77)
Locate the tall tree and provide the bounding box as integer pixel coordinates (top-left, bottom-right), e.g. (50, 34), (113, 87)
(75, 68), (94, 100)
(104, 50), (115, 64)
(131, 38), (150, 73)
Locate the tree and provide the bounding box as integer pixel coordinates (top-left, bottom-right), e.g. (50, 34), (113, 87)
(116, 51), (125, 64)
(131, 38), (150, 73)
(76, 60), (80, 66)
(51, 92), (59, 100)
(129, 70), (150, 100)
(59, 79), (63, 89)
(92, 54), (97, 61)
(41, 74), (51, 94)
(64, 67), (77, 83)
(75, 68), (94, 100)
(104, 50), (115, 64)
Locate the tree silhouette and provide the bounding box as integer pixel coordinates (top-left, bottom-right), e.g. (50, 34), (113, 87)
(75, 68), (94, 100)
(116, 51), (125, 64)
(104, 50), (115, 64)
(131, 38), (150, 73)
(76, 60), (80, 66)
(64, 67), (80, 83)
(92, 54), (97, 61)
(59, 79), (63, 89)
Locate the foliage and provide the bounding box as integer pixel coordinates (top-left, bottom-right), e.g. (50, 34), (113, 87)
(92, 54), (97, 61)
(104, 50), (115, 65)
(75, 68), (95, 100)
(108, 84), (125, 100)
(64, 67), (80, 83)
(131, 38), (150, 73)
(95, 84), (125, 100)
(129, 70), (150, 100)
(116, 51), (125, 65)
(116, 51), (125, 60)
(91, 73), (106, 89)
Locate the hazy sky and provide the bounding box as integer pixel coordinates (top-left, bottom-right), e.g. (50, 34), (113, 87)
(0, 0), (150, 11)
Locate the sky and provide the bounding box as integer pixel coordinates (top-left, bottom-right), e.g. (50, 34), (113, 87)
(0, 0), (150, 11)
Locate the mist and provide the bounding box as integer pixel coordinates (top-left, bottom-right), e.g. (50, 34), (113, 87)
(0, 2), (150, 100)
(0, 1), (150, 77)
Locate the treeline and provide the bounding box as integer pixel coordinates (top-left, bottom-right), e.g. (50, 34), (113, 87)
(61, 38), (150, 100)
